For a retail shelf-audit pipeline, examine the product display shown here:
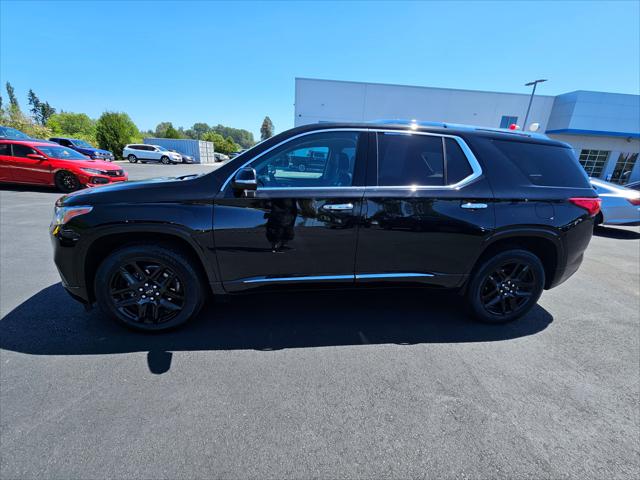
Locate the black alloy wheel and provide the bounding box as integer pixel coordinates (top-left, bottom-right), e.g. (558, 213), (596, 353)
(55, 170), (81, 192)
(128, 155), (137, 163)
(466, 249), (544, 323)
(161, 156), (171, 165)
(95, 245), (205, 331)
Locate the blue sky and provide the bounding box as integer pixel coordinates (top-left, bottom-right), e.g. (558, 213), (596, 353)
(1, 0), (639, 139)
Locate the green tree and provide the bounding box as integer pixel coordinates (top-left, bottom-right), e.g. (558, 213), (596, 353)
(260, 116), (274, 141)
(27, 89), (56, 126)
(211, 124), (255, 148)
(164, 124), (182, 138)
(5, 82), (19, 109)
(47, 112), (97, 143)
(202, 131), (239, 155)
(154, 121), (172, 138)
(95, 112), (140, 158)
(186, 122), (210, 140)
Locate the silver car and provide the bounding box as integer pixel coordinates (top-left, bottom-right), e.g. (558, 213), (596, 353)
(591, 178), (640, 226)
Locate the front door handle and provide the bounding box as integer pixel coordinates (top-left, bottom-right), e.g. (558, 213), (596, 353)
(323, 203), (354, 211)
(461, 202), (488, 209)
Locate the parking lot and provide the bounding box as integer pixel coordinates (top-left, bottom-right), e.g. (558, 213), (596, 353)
(1, 162), (639, 479)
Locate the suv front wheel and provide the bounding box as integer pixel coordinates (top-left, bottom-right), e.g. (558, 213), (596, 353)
(127, 154), (137, 163)
(466, 249), (545, 323)
(95, 245), (205, 331)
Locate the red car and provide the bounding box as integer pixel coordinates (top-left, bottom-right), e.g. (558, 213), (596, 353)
(0, 140), (127, 192)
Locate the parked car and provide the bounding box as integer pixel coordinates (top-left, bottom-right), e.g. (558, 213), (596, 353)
(624, 180), (640, 191)
(52, 121), (599, 331)
(0, 125), (55, 143)
(122, 144), (182, 164)
(229, 149), (247, 159)
(0, 140), (127, 192)
(49, 137), (114, 161)
(214, 152), (229, 162)
(170, 150), (194, 164)
(590, 178), (640, 226)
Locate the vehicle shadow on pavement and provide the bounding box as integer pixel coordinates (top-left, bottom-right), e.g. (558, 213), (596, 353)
(0, 184), (59, 194)
(593, 226), (640, 240)
(1, 283), (553, 373)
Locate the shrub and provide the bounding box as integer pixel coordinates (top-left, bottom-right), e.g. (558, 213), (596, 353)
(95, 112), (139, 158)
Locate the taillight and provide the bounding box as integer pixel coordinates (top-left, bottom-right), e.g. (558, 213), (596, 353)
(627, 197), (640, 206)
(569, 197), (601, 216)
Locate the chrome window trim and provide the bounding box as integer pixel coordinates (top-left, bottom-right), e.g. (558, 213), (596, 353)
(220, 128), (482, 192)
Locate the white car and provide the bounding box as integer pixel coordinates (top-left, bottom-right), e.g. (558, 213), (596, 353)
(591, 178), (640, 226)
(123, 144), (182, 164)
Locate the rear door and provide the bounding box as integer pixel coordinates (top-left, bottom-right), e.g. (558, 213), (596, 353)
(355, 130), (494, 288)
(214, 129), (368, 291)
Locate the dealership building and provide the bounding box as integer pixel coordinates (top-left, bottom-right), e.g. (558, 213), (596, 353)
(294, 78), (640, 185)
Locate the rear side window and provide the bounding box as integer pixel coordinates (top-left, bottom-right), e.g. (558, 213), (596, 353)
(0, 143), (10, 155)
(445, 138), (473, 184)
(377, 133), (444, 186)
(491, 140), (590, 188)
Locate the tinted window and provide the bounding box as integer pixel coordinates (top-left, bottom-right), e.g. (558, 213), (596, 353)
(250, 131), (359, 188)
(492, 140), (590, 188)
(0, 143), (11, 155)
(445, 138), (473, 184)
(37, 146), (88, 160)
(12, 144), (37, 157)
(377, 133), (443, 186)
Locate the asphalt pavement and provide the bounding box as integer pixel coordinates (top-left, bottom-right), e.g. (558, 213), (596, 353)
(1, 162), (638, 479)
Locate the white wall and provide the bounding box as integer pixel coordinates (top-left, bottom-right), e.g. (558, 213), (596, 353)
(295, 78), (555, 131)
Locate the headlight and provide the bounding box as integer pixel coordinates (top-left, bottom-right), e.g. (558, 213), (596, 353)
(81, 168), (105, 175)
(51, 205), (93, 229)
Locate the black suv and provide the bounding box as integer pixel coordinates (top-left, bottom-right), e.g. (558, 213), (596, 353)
(51, 122), (600, 331)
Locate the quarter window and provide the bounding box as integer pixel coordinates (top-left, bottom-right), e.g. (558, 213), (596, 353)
(445, 138), (473, 184)
(377, 133), (444, 186)
(250, 131), (360, 188)
(578, 149), (610, 178)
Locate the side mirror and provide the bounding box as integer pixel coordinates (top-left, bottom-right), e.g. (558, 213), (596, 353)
(27, 153), (47, 160)
(231, 167), (258, 195)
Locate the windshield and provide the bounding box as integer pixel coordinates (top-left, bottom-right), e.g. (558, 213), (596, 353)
(72, 139), (93, 148)
(37, 146), (89, 160)
(0, 126), (31, 140)
(156, 146), (168, 151)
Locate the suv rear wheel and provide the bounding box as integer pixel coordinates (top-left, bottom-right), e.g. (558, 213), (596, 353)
(95, 245), (205, 331)
(466, 249), (545, 323)
(127, 154), (137, 163)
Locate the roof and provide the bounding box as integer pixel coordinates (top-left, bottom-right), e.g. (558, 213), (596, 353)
(0, 139), (58, 146)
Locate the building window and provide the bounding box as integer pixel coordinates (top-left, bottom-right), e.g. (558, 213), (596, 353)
(578, 149), (610, 178)
(499, 116), (518, 129)
(610, 152), (639, 184)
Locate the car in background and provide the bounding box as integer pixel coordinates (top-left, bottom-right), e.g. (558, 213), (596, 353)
(214, 152), (229, 162)
(624, 180), (640, 191)
(49, 137), (114, 161)
(0, 140), (127, 192)
(123, 144), (182, 164)
(229, 149), (247, 159)
(0, 125), (55, 143)
(591, 178), (640, 226)
(169, 150), (194, 163)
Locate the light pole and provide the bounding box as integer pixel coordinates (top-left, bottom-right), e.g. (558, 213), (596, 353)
(522, 79), (547, 131)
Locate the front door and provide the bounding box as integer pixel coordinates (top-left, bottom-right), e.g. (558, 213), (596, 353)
(6, 143), (52, 184)
(355, 131), (494, 288)
(214, 130), (367, 292)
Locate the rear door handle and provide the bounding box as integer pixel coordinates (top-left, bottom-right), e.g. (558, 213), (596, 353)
(323, 203), (354, 211)
(461, 202), (488, 209)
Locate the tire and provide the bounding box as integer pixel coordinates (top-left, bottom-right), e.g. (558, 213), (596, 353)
(298, 163), (306, 172)
(94, 245), (206, 332)
(594, 212), (604, 228)
(161, 156), (171, 165)
(466, 249), (545, 324)
(54, 170), (81, 192)
(128, 155), (138, 163)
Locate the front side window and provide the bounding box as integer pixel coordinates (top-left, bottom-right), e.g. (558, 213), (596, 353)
(578, 149), (610, 178)
(0, 143), (11, 156)
(250, 131), (360, 188)
(11, 144), (37, 157)
(377, 132), (444, 186)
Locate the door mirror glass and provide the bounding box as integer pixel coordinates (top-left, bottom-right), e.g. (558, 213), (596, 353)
(232, 167), (258, 193)
(26, 153), (47, 160)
